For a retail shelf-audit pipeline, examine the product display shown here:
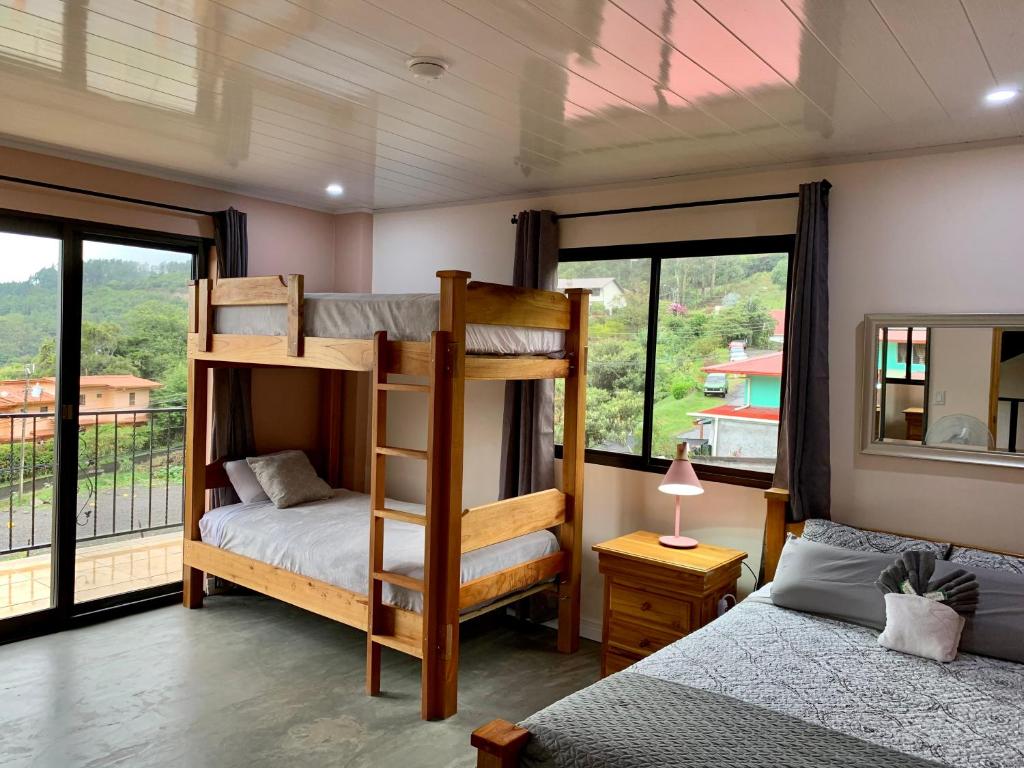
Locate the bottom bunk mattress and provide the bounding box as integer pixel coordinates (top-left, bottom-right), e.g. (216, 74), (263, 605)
(519, 586), (1024, 768)
(198, 489), (559, 614)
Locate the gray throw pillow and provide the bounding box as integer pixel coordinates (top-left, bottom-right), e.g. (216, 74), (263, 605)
(223, 459), (270, 504)
(246, 450), (332, 509)
(948, 545), (1024, 575)
(772, 536), (1024, 664)
(801, 519), (951, 559)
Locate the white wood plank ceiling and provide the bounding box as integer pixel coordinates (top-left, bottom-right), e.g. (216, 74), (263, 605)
(0, 0), (1021, 211)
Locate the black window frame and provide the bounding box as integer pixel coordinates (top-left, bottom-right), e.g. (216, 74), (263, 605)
(555, 234), (795, 490)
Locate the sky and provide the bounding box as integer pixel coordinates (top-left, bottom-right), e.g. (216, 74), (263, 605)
(0, 233), (191, 283)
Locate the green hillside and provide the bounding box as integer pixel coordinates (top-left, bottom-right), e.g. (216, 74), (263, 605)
(0, 259), (191, 405)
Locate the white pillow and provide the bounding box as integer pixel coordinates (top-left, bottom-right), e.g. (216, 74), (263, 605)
(224, 459), (270, 504)
(877, 594), (965, 663)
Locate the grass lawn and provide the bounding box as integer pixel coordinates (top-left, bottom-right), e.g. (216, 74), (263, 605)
(651, 390), (723, 457)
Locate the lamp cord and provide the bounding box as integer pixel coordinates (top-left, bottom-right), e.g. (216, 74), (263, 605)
(741, 560), (760, 590)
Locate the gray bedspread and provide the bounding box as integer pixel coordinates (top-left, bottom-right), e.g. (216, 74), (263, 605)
(521, 588), (1024, 768)
(522, 672), (943, 768)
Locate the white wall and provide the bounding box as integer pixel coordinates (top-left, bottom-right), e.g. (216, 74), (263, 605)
(372, 142), (1024, 640)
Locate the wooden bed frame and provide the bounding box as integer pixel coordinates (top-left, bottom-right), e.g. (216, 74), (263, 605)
(182, 271), (589, 721)
(471, 487), (1023, 766)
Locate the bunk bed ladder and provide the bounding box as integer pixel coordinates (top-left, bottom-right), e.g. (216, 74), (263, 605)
(366, 330), (456, 716)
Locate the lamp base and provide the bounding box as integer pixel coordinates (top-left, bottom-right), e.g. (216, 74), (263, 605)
(659, 535), (699, 549)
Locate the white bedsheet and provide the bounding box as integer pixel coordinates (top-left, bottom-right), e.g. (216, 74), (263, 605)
(214, 292), (566, 356)
(198, 489), (560, 613)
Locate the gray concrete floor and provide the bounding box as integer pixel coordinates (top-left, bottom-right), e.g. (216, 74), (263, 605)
(0, 595), (600, 768)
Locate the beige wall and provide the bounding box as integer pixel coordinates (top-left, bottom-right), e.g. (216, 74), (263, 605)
(372, 142), (1024, 640)
(927, 327), (993, 428)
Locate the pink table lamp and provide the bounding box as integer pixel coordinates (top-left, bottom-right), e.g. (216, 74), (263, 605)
(657, 442), (704, 549)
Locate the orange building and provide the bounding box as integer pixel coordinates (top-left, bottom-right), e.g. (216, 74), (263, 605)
(0, 375), (161, 443)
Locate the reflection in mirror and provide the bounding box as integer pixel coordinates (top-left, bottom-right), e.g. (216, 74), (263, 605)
(865, 316), (1024, 466)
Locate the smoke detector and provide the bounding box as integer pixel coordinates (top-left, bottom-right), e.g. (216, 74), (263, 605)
(407, 57), (448, 80)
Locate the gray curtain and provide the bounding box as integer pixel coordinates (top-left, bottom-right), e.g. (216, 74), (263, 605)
(211, 207), (255, 507)
(774, 181), (831, 522)
(499, 210), (559, 499)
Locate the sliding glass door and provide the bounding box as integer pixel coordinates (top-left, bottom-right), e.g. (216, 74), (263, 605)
(0, 212), (204, 639)
(0, 222), (63, 622)
(73, 238), (193, 605)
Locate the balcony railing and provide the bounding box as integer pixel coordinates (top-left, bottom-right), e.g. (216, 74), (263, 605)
(0, 407), (185, 556)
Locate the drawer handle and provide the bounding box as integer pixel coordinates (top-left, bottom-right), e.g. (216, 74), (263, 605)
(640, 601), (651, 611)
(638, 638), (651, 649)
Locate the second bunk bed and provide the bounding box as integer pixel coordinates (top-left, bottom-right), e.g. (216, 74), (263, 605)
(182, 270), (589, 720)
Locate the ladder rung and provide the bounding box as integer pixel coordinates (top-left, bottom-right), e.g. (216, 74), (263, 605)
(370, 633), (423, 658)
(377, 382), (430, 393)
(376, 445), (428, 460)
(373, 507), (426, 526)
(374, 570), (425, 592)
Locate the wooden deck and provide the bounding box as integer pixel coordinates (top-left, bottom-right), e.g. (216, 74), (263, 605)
(0, 532), (182, 618)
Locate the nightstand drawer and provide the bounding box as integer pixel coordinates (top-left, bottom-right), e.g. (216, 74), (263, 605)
(607, 618), (682, 657)
(609, 581), (692, 634)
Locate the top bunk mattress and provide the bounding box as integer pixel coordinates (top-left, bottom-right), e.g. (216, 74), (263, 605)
(198, 489), (560, 614)
(214, 292), (566, 356)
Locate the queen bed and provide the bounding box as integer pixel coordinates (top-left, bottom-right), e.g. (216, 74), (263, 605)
(513, 585), (1023, 767)
(472, 491), (1024, 767)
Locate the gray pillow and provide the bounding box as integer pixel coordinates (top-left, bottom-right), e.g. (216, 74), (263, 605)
(948, 545), (1024, 575)
(801, 519), (950, 559)
(772, 536), (1024, 664)
(246, 450), (332, 509)
(223, 459), (269, 504)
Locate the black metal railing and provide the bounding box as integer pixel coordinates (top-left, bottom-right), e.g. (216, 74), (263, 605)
(0, 407), (186, 556)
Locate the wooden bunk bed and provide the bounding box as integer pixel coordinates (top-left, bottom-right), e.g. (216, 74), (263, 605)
(182, 270), (589, 721)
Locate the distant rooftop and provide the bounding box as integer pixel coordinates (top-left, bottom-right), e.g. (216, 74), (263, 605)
(557, 277), (620, 291)
(689, 404), (780, 423)
(703, 351), (783, 377)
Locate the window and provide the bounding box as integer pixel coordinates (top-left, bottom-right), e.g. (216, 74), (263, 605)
(40, 406), (48, 413)
(128, 392), (136, 406)
(79, 394), (85, 406)
(556, 236), (794, 488)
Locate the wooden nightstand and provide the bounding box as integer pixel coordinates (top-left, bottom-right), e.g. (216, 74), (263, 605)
(593, 531), (747, 677)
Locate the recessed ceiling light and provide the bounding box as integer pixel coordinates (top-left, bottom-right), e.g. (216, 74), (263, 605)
(407, 57), (448, 80)
(985, 87), (1019, 104)
(325, 183), (344, 196)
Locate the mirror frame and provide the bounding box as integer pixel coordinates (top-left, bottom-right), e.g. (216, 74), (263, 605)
(861, 313), (1024, 469)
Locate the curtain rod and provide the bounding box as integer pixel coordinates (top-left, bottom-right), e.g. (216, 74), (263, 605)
(509, 191), (799, 225)
(0, 173), (214, 217)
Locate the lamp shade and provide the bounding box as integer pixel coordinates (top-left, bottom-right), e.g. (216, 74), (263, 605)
(658, 443), (704, 496)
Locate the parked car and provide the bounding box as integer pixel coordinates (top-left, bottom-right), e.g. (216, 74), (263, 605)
(703, 373), (729, 397)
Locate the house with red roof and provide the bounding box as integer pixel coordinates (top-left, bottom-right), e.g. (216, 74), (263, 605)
(688, 352), (782, 460)
(0, 375), (161, 443)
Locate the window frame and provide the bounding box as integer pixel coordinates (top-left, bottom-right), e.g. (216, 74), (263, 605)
(555, 234), (796, 490)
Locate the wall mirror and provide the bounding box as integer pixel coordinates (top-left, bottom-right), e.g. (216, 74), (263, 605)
(862, 314), (1024, 468)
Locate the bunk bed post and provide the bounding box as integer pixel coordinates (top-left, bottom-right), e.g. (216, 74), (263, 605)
(196, 278), (212, 352)
(558, 288), (590, 654)
(286, 273), (304, 357)
(422, 269), (470, 720)
(183, 357), (209, 608)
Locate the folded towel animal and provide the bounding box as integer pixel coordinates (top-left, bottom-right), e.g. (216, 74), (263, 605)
(875, 552), (978, 662)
